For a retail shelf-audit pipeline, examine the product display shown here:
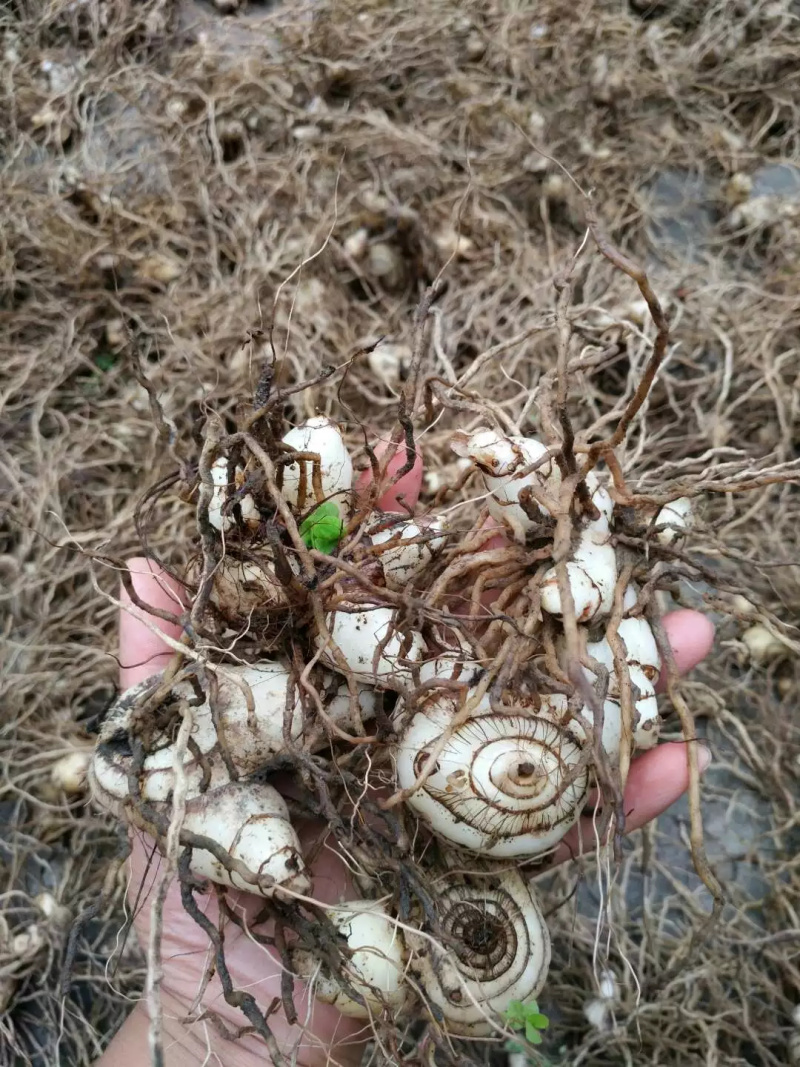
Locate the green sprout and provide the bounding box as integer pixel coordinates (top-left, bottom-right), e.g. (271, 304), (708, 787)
(299, 501), (344, 554)
(504, 999), (550, 1048)
(94, 350), (118, 372)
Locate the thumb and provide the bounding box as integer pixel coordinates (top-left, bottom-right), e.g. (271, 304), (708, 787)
(355, 437), (424, 513)
(119, 557), (185, 689)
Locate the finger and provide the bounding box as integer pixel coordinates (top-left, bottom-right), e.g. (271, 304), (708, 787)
(658, 608), (715, 687)
(466, 515), (507, 555)
(355, 437), (423, 513)
(552, 740), (712, 865)
(119, 557), (185, 689)
(616, 741), (712, 831)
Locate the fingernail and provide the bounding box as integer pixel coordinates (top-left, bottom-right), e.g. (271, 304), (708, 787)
(698, 745), (712, 773)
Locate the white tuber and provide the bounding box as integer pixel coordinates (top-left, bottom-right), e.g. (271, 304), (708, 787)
(366, 242), (404, 288)
(582, 584), (662, 757)
(91, 663), (376, 811)
(583, 968), (618, 1032)
(186, 554), (295, 619)
(292, 901), (408, 1017)
(654, 496), (692, 545)
(182, 779), (311, 896)
(370, 515), (447, 588)
(280, 416), (353, 515)
(50, 748), (92, 794)
(343, 227), (369, 260)
(539, 475), (618, 623)
(452, 427), (618, 621)
(34, 892), (71, 927)
(730, 594), (757, 616)
(89, 669), (315, 898)
(394, 690), (589, 858)
(584, 659), (660, 757)
(11, 924), (43, 961)
(208, 457), (260, 533)
(433, 227), (474, 259)
(415, 627), (484, 688)
(616, 581), (662, 679)
(450, 427), (559, 540)
(318, 605), (425, 687)
(408, 870), (550, 1035)
(206, 556), (290, 616)
(367, 343), (411, 389)
(742, 623), (789, 664)
(417, 654), (483, 689)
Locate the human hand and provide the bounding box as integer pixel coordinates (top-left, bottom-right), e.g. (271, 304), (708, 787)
(96, 446), (713, 1067)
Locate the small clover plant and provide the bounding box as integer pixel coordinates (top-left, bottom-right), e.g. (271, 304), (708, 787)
(505, 999), (550, 1047)
(299, 502), (344, 554)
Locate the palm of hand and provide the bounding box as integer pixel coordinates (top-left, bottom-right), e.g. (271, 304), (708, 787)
(127, 821), (366, 1067)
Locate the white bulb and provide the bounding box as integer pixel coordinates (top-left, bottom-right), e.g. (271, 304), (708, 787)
(50, 749), (91, 794)
(368, 343), (411, 389)
(452, 428), (619, 621)
(182, 779), (311, 897)
(584, 997), (612, 1031)
(207, 457), (260, 532)
(582, 664), (660, 757)
(370, 516), (447, 587)
(654, 496), (692, 545)
(540, 476), (617, 622)
(451, 427), (558, 540)
(583, 596), (662, 759)
(90, 665), (376, 810)
(742, 623), (788, 664)
(293, 902), (407, 1017)
(415, 628), (483, 687)
(207, 556), (293, 617)
(281, 416), (353, 515)
(394, 690), (589, 857)
(408, 870), (550, 1035)
(343, 227), (369, 260)
(318, 606), (425, 686)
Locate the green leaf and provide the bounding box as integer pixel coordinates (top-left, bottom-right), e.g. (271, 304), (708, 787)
(504, 1000), (527, 1029)
(525, 1021), (543, 1045)
(530, 1013), (549, 1030)
(94, 350), (117, 372)
(299, 502), (344, 554)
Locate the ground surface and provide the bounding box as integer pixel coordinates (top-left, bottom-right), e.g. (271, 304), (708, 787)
(1, 1), (799, 1065)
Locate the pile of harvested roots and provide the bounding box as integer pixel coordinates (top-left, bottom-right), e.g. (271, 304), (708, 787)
(87, 219), (796, 1059)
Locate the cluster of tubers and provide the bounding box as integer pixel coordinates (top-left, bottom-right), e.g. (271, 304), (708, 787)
(90, 412), (693, 1039)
